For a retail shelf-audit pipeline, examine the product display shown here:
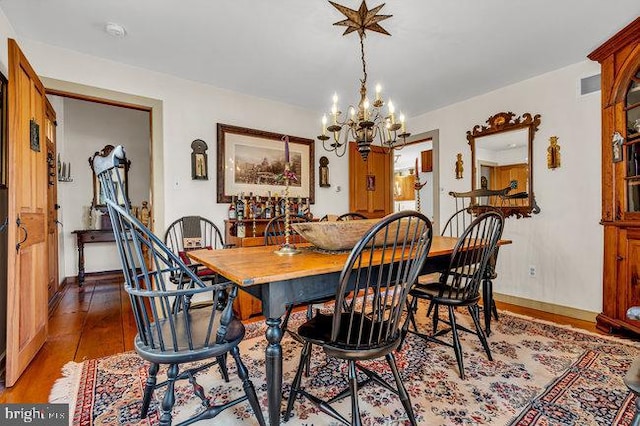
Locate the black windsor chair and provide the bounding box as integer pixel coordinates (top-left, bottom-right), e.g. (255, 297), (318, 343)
(164, 216), (230, 310)
(92, 145), (265, 426)
(284, 210), (433, 426)
(404, 211), (504, 379)
(423, 188), (509, 335)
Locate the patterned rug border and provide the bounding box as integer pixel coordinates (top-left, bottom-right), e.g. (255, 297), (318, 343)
(498, 309), (640, 348)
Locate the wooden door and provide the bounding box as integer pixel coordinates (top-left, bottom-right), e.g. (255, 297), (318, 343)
(45, 101), (58, 300)
(5, 39), (49, 386)
(349, 143), (392, 218)
(494, 163), (528, 192)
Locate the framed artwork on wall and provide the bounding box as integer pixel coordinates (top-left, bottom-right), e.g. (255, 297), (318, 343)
(216, 123), (315, 204)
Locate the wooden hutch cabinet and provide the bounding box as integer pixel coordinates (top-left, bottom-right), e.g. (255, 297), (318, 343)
(589, 18), (640, 334)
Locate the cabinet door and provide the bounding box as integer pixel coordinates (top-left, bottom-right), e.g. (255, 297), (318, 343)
(349, 143), (392, 218)
(625, 228), (640, 326)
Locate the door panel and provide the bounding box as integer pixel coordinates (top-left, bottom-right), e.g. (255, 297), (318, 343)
(46, 102), (58, 299)
(6, 39), (48, 387)
(349, 143), (392, 218)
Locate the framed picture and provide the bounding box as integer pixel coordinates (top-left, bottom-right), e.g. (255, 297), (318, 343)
(216, 124), (315, 204)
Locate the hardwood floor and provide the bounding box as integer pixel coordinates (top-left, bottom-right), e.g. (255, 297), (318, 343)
(0, 277), (601, 403)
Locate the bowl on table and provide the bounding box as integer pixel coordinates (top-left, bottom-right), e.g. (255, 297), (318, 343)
(291, 219), (380, 251)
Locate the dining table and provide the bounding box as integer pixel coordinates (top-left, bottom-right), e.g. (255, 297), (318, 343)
(189, 235), (511, 426)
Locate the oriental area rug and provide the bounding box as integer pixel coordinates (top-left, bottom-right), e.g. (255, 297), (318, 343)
(50, 302), (640, 425)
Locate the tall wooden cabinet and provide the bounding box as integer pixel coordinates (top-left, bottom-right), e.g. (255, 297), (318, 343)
(349, 142), (392, 218)
(588, 17), (640, 334)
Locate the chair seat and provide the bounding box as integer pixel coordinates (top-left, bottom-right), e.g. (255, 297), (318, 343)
(298, 312), (398, 360)
(196, 267), (216, 278)
(135, 308), (245, 364)
(410, 282), (478, 306)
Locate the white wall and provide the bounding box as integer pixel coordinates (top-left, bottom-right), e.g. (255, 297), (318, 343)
(53, 97), (151, 277)
(12, 38), (350, 240)
(411, 60), (603, 313)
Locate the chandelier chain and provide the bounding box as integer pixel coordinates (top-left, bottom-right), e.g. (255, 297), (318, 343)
(360, 35), (367, 85)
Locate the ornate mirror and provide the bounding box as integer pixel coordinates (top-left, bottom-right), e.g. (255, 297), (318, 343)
(89, 144), (130, 208)
(467, 112), (541, 218)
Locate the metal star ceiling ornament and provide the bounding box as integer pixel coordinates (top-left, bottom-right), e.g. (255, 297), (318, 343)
(329, 0), (392, 38)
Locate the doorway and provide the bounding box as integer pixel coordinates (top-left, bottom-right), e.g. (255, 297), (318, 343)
(45, 94), (152, 283)
(392, 129), (440, 232)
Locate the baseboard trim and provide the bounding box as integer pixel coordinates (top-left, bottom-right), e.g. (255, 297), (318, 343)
(494, 292), (598, 323)
(65, 269), (126, 285)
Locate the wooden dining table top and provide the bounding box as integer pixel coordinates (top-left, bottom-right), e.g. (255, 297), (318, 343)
(188, 236), (512, 288)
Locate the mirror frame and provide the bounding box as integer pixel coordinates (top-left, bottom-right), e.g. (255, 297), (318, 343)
(467, 111), (541, 218)
(89, 144), (130, 209)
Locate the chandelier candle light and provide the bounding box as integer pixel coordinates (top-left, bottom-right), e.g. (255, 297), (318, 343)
(318, 0), (410, 161)
(275, 135), (301, 256)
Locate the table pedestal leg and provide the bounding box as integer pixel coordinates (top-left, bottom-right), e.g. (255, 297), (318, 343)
(77, 242), (85, 287)
(265, 317), (283, 426)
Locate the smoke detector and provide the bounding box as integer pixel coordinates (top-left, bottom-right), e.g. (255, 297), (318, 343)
(105, 22), (127, 38)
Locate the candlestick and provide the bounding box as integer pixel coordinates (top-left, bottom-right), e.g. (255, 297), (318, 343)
(274, 162), (301, 256)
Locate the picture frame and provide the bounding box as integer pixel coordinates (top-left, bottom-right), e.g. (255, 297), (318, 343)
(216, 124), (315, 204)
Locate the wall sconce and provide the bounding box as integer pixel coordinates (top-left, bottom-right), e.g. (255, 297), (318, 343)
(191, 139), (208, 180)
(57, 153), (73, 182)
(319, 156), (330, 187)
(455, 153), (464, 179)
(547, 136), (561, 169)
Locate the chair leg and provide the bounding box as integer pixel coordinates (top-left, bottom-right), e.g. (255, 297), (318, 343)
(399, 298), (416, 351)
(284, 342), (312, 422)
(491, 298), (499, 321)
(386, 353), (417, 426)
(230, 346), (266, 426)
(140, 363), (159, 419)
(432, 301), (440, 334)
(447, 306), (465, 380)
(426, 300), (435, 317)
(304, 305), (313, 377)
(469, 305), (493, 361)
(216, 354), (230, 382)
(159, 364), (179, 426)
(482, 278), (493, 336)
(281, 304), (294, 332)
(348, 360), (362, 426)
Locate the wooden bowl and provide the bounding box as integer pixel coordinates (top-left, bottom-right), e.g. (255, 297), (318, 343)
(292, 219), (379, 251)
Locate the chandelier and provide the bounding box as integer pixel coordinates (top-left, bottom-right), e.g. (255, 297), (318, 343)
(317, 0), (410, 161)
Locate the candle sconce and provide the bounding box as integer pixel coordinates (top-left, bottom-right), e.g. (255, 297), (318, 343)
(57, 153), (73, 182)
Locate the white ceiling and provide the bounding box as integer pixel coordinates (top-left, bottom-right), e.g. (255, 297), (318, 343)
(1, 1), (638, 117)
